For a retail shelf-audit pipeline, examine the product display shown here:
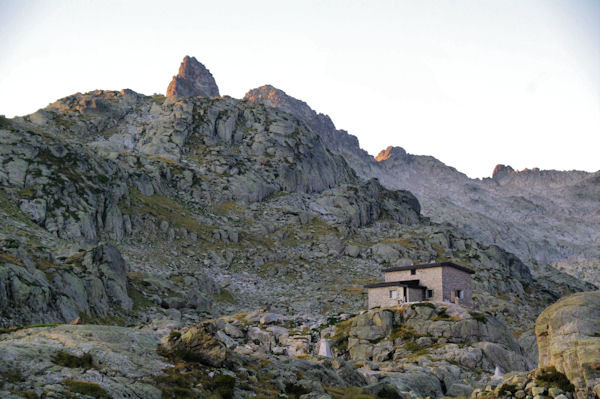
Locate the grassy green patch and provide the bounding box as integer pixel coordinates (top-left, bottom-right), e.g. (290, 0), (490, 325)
(389, 325), (418, 341)
(285, 381), (310, 397)
(53, 351), (94, 369)
(147, 154), (180, 166)
(0, 322), (61, 335)
(325, 386), (378, 399)
(411, 302), (435, 309)
(404, 341), (427, 354)
(9, 390), (37, 399)
(497, 382), (519, 394)
(36, 257), (60, 272)
(432, 307), (458, 321)
(381, 237), (416, 248)
(305, 216), (340, 237)
(330, 318), (354, 352)
(18, 187), (36, 200)
(155, 367), (197, 399)
(212, 288), (236, 303)
(469, 311), (488, 323)
(0, 251), (25, 266)
(429, 241), (447, 262)
(317, 314), (356, 333)
(64, 251), (86, 266)
(213, 201), (246, 216)
(207, 374), (236, 399)
(155, 363), (240, 399)
(127, 281), (155, 310)
(1, 370), (24, 383)
(0, 188), (38, 226)
(2, 239), (20, 248)
(126, 188), (217, 240)
(64, 379), (108, 398)
(152, 94), (166, 105)
(535, 366), (575, 392)
(79, 312), (126, 326)
(0, 115), (10, 128)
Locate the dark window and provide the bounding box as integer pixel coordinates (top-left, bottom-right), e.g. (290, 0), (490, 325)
(427, 289), (433, 298)
(410, 269), (416, 275)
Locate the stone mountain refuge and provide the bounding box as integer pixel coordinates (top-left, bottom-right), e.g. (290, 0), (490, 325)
(365, 262), (475, 308)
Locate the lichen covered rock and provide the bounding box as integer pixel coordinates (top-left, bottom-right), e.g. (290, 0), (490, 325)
(536, 291), (600, 399)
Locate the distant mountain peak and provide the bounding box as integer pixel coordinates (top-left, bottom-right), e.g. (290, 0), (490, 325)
(166, 56), (219, 98)
(493, 164), (545, 180)
(492, 164), (515, 179)
(375, 146), (407, 162)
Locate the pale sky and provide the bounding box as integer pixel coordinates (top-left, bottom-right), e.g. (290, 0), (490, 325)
(1, 0), (598, 178)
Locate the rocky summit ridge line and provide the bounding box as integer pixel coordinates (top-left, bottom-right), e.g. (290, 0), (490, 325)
(0, 56), (597, 398)
(244, 85), (600, 288)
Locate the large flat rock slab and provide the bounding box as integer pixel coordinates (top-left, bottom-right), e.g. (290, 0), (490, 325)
(0, 324), (169, 398)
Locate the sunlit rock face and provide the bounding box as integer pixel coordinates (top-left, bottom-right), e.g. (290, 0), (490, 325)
(492, 164), (516, 180)
(166, 56), (219, 98)
(536, 291), (600, 399)
(375, 146), (408, 162)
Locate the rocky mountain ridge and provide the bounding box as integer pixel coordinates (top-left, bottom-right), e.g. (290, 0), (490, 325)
(244, 85), (379, 178)
(0, 56), (596, 398)
(244, 85), (600, 287)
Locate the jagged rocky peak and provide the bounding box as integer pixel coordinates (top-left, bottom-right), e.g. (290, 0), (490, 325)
(375, 146), (408, 162)
(492, 164), (516, 179)
(492, 164), (548, 179)
(166, 55), (220, 98)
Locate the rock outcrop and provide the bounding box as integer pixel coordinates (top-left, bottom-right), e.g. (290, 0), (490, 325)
(0, 192), (133, 327)
(330, 304), (532, 373)
(536, 291), (600, 399)
(372, 151), (600, 288)
(0, 324), (169, 398)
(470, 368), (576, 399)
(244, 84), (378, 177)
(166, 56), (220, 98)
(375, 146), (408, 162)
(492, 164), (516, 179)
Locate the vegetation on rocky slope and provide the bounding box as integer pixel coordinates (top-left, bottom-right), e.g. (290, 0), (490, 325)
(0, 76), (596, 398)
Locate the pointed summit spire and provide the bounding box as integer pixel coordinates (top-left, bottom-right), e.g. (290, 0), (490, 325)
(166, 56), (219, 98)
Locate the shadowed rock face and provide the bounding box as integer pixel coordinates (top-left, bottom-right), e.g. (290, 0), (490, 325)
(166, 56), (219, 98)
(536, 291), (600, 399)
